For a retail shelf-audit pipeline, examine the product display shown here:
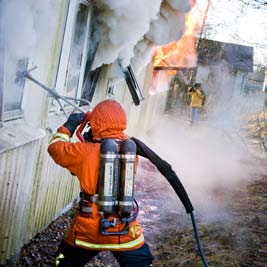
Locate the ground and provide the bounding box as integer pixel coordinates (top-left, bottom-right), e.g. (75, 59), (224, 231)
(15, 159), (267, 267)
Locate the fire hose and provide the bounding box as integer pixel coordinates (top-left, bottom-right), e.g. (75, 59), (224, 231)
(191, 212), (209, 266)
(130, 136), (209, 267)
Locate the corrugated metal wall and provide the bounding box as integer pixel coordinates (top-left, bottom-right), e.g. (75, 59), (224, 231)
(0, 133), (79, 266)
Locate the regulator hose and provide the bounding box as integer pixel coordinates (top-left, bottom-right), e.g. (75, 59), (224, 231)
(190, 212), (209, 267)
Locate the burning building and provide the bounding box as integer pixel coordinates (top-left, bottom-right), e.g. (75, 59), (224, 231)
(0, 0), (197, 265)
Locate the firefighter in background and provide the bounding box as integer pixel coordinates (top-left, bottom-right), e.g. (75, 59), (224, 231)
(48, 99), (193, 267)
(188, 83), (205, 125)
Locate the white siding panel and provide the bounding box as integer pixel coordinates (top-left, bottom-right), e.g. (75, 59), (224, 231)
(0, 136), (79, 265)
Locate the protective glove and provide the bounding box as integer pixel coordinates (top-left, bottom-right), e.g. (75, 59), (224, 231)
(63, 113), (85, 135)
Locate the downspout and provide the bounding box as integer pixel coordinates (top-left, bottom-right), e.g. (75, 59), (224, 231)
(264, 68), (267, 151)
(240, 72), (248, 95)
(0, 0), (4, 127)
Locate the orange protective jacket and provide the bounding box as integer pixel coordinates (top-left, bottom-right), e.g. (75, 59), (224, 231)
(48, 100), (144, 251)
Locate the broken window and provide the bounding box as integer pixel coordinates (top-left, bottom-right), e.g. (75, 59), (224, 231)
(54, 0), (92, 110)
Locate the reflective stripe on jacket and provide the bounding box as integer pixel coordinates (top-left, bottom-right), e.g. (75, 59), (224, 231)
(47, 126), (144, 251)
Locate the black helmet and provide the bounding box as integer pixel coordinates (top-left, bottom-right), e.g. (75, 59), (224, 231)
(194, 83), (201, 88)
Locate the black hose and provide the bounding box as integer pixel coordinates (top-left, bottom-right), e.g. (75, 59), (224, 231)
(190, 211), (209, 267)
(131, 138), (208, 265)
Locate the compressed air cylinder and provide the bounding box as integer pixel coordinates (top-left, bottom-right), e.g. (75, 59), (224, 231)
(98, 139), (118, 217)
(119, 139), (137, 217)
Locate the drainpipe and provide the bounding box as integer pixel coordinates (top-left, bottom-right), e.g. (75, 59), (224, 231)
(240, 72), (248, 95)
(0, 0), (4, 127)
(264, 68), (267, 152)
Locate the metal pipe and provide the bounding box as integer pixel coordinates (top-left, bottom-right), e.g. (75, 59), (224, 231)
(0, 4), (4, 126)
(23, 72), (87, 114)
(54, 97), (68, 118)
(63, 95), (91, 107)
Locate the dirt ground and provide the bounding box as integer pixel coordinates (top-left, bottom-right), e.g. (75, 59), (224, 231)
(15, 159), (267, 267)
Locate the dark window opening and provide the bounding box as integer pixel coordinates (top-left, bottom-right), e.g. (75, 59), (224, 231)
(81, 66), (101, 103)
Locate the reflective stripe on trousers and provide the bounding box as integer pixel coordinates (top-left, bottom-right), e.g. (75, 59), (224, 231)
(55, 253), (64, 267)
(75, 234), (145, 250)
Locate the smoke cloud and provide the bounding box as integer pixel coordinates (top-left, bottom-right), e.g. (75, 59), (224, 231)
(1, 0), (61, 112)
(92, 0), (193, 73)
(138, 62), (266, 223)
(140, 115), (264, 223)
(2, 0), (60, 67)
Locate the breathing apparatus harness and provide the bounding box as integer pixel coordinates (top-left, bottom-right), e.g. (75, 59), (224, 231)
(76, 112), (209, 267)
(79, 191), (139, 236)
(77, 116), (138, 235)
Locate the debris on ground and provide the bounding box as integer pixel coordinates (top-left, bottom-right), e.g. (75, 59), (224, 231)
(15, 160), (267, 267)
(152, 174), (267, 267)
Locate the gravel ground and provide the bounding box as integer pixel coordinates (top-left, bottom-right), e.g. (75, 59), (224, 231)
(15, 160), (267, 267)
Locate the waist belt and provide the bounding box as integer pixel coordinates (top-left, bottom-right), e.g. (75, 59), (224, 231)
(79, 192), (98, 217)
(80, 192), (98, 202)
(79, 192), (139, 235)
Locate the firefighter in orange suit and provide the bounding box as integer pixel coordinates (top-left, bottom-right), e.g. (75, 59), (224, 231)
(48, 100), (153, 267)
(48, 99), (194, 267)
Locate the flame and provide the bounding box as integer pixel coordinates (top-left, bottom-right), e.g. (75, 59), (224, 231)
(153, 3), (203, 70)
(150, 70), (173, 95)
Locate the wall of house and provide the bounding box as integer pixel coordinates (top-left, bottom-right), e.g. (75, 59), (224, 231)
(0, 1), (80, 265)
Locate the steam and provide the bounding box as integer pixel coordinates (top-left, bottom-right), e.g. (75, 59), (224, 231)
(3, 1), (35, 59)
(141, 115), (263, 222)
(2, 0), (60, 67)
(1, 0), (61, 111)
(92, 0), (194, 73)
(138, 61), (266, 223)
(1, 0), (35, 110)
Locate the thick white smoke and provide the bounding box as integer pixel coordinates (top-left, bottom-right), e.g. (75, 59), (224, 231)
(1, 0), (62, 112)
(92, 0), (194, 72)
(140, 114), (265, 223)
(138, 60), (266, 223)
(1, 0), (36, 111)
(2, 1), (36, 60)
(2, 0), (60, 65)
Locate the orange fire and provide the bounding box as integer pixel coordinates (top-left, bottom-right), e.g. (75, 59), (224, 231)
(153, 3), (203, 70)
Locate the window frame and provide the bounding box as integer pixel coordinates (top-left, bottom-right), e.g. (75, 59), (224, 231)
(53, 0), (92, 113)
